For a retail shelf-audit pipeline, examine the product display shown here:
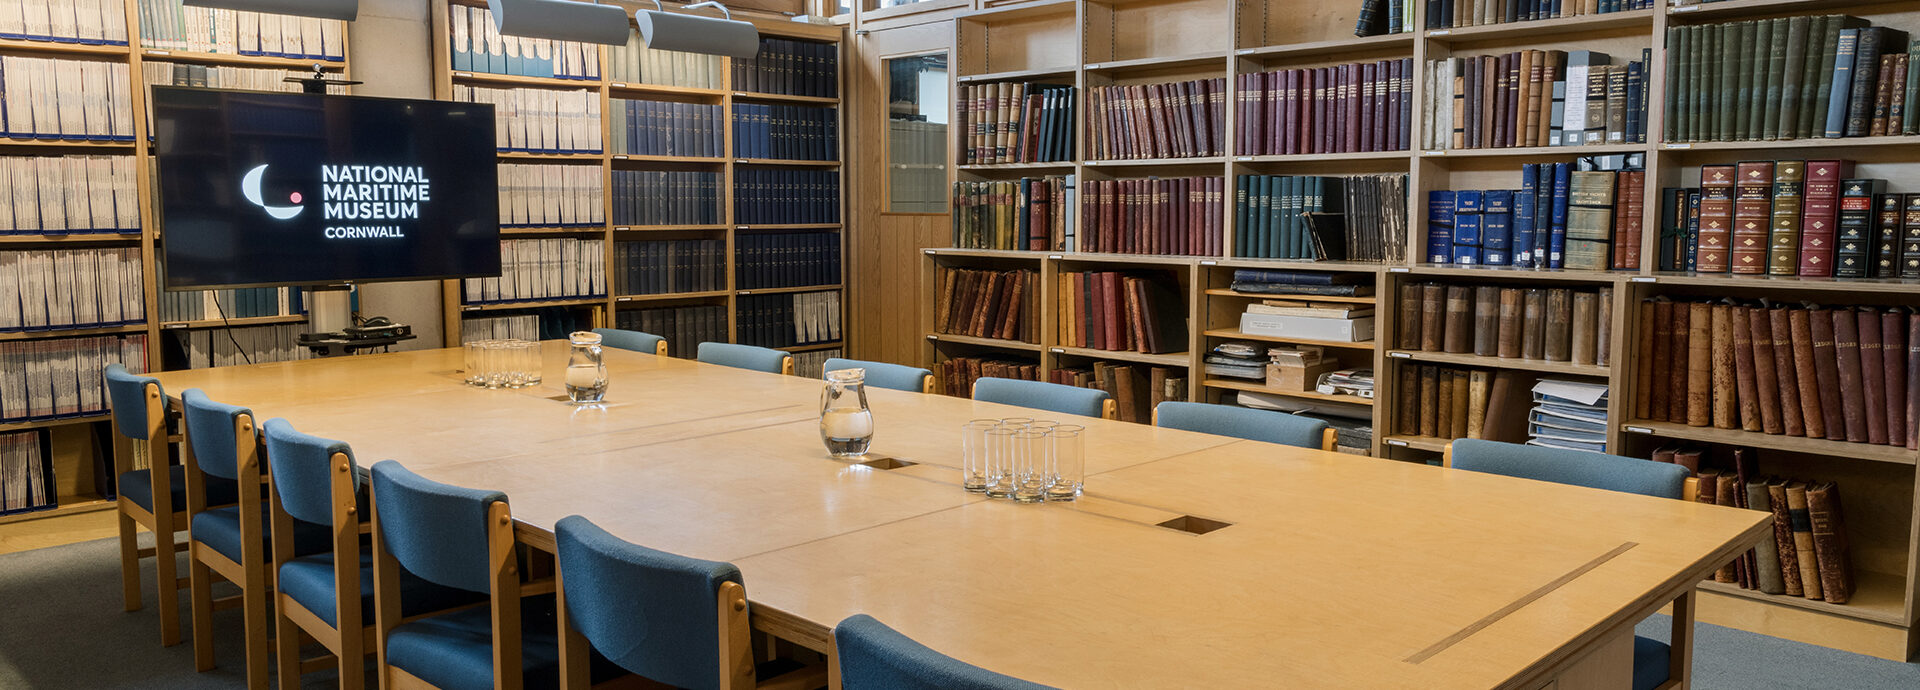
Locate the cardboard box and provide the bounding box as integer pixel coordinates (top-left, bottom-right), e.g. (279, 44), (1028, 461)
(1267, 360), (1339, 391)
(1240, 313), (1375, 342)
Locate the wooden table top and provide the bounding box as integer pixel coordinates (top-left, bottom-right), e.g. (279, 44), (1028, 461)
(151, 342), (1771, 689)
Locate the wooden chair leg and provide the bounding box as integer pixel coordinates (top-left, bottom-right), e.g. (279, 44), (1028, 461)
(275, 601), (302, 690)
(243, 563), (270, 689)
(118, 510), (141, 612)
(190, 554), (216, 671)
(1668, 590), (1696, 690)
(156, 524), (182, 646)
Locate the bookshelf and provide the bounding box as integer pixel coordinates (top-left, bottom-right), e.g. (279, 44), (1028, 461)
(924, 0), (1920, 660)
(429, 0), (846, 358)
(0, 1), (347, 524)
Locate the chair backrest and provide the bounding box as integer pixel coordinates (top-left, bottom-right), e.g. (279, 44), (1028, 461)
(1153, 401), (1329, 450)
(832, 614), (1052, 690)
(592, 327), (667, 356)
(1448, 438), (1688, 499)
(104, 363), (163, 441)
(262, 418), (360, 526)
(180, 389), (253, 481)
(823, 358), (932, 393)
(696, 342), (789, 374)
(555, 515), (743, 689)
(369, 460), (506, 594)
(971, 377), (1108, 418)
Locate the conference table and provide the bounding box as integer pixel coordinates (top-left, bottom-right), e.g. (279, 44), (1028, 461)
(149, 342), (1771, 689)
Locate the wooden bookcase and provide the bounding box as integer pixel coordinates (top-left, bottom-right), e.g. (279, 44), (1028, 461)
(930, 0), (1920, 660)
(0, 1), (348, 526)
(429, 0), (847, 359)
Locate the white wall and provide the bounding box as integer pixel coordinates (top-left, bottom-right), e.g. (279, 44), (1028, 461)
(348, 0), (444, 349)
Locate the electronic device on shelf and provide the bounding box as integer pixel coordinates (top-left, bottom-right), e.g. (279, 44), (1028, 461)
(298, 315), (416, 357)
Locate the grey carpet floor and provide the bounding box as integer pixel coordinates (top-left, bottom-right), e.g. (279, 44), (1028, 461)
(4, 536), (1919, 688)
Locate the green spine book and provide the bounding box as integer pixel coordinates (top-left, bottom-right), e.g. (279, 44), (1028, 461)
(1760, 18), (1788, 140)
(1797, 15), (1833, 138)
(1685, 26), (1701, 142)
(1776, 16), (1810, 140)
(1719, 22), (1741, 141)
(1566, 171), (1617, 271)
(1704, 23), (1720, 142)
(1768, 161), (1806, 275)
(1906, 40), (1920, 135)
(1738, 21), (1761, 140)
(1665, 26), (1683, 143)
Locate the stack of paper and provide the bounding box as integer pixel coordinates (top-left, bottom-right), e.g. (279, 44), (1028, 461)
(1528, 379), (1608, 454)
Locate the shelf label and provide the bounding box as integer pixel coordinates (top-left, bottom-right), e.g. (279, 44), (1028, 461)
(1087, 64), (1104, 70)
(1048, 254), (1063, 260)
(1235, 156), (1253, 161)
(147, 49), (171, 56)
(1623, 425), (1652, 434)
(739, 226), (752, 230)
(614, 155), (629, 160)
(1422, 150), (1446, 156)
(1049, 347), (1065, 354)
(738, 290), (753, 295)
(612, 82), (628, 88)
(926, 334), (937, 340)
(1629, 276), (1656, 283)
(923, 249), (937, 255)
(616, 297), (632, 302)
(1672, 5), (1698, 11)
(1200, 260), (1218, 265)
(462, 306), (480, 312)
(1388, 267), (1410, 273)
(1427, 30), (1450, 36)
(454, 71), (473, 78)
(615, 227), (630, 231)
(1386, 439), (1410, 447)
(1236, 49), (1256, 55)
(737, 158), (751, 163)
(1663, 143), (1692, 150)
(1388, 351), (1412, 359)
(163, 323), (186, 329)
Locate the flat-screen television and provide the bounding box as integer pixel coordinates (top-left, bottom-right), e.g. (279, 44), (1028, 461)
(152, 87), (499, 290)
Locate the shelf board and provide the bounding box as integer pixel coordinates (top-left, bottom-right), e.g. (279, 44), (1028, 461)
(1620, 420), (1917, 466)
(1660, 134), (1920, 152)
(1645, 271), (1920, 293)
(1232, 150), (1410, 164)
(0, 138), (136, 151)
(0, 497), (114, 526)
(498, 151), (604, 162)
(1667, 0), (1910, 21)
(160, 314), (306, 330)
(1204, 328), (1375, 350)
(0, 232), (141, 243)
(735, 158), (841, 167)
(614, 290), (731, 303)
(1084, 156), (1226, 168)
(1212, 257), (1390, 273)
(731, 91), (839, 105)
(927, 332), (1043, 352)
(1235, 32), (1415, 61)
(0, 412), (110, 433)
(956, 66), (1078, 84)
(1697, 571), (1910, 626)
(736, 224), (841, 231)
(958, 161), (1077, 171)
(452, 71), (599, 89)
(1049, 345), (1190, 367)
(1387, 350), (1610, 377)
(1202, 378), (1375, 406)
(960, 0), (1077, 21)
(461, 297), (605, 312)
(1424, 8), (1655, 43)
(607, 82), (726, 98)
(926, 248), (1047, 261)
(0, 323), (147, 341)
(1204, 289), (1377, 304)
(502, 226), (608, 236)
(613, 224), (728, 232)
(0, 38), (130, 58)
(1419, 143), (1648, 159)
(1382, 435), (1450, 452)
(778, 341), (844, 353)
(140, 49), (346, 71)
(1051, 251), (1207, 266)
(1402, 264), (1629, 282)
(1085, 51), (1229, 73)
(736, 284), (844, 296)
(612, 154), (726, 164)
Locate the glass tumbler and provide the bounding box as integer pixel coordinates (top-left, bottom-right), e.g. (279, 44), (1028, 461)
(1046, 425), (1085, 501)
(520, 340), (544, 386)
(1012, 429), (1049, 503)
(984, 427), (1017, 499)
(960, 419), (998, 493)
(483, 340), (510, 389)
(463, 340), (487, 386)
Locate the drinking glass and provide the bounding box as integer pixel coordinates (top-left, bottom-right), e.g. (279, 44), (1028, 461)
(997, 417), (1034, 430)
(483, 340), (510, 389)
(1012, 429), (1049, 503)
(463, 341), (487, 386)
(520, 340), (544, 386)
(1046, 425), (1085, 501)
(984, 427), (1017, 499)
(960, 419), (998, 493)
(504, 340), (530, 388)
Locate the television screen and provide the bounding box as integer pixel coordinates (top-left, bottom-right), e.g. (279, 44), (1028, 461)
(152, 87), (499, 289)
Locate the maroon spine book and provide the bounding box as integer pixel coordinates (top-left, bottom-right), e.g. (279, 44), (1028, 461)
(1798, 160), (1851, 277)
(1358, 61), (1375, 153)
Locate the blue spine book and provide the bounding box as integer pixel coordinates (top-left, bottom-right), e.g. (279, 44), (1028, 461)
(1483, 190), (1513, 266)
(1826, 29), (1860, 138)
(1453, 190), (1485, 265)
(1549, 163), (1572, 268)
(1427, 190), (1455, 263)
(1625, 61), (1643, 143)
(1515, 169), (1538, 268)
(1534, 164), (1552, 265)
(1684, 189), (1702, 271)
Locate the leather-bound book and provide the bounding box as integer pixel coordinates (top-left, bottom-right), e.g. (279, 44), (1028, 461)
(1669, 301), (1692, 423)
(1399, 283), (1423, 350)
(1767, 160), (1806, 276)
(1397, 365), (1420, 435)
(1652, 444), (1678, 465)
(1731, 161), (1776, 274)
(1856, 307), (1889, 445)
(1687, 302), (1714, 427)
(1444, 286), (1473, 354)
(1832, 308), (1870, 443)
(1635, 300), (1656, 419)
(1768, 479), (1805, 597)
(1732, 448), (1760, 590)
(1809, 306), (1850, 441)
(1710, 303), (1739, 429)
(1884, 309), (1909, 447)
(1648, 300), (1672, 421)
(1498, 288), (1524, 358)
(1731, 304), (1763, 432)
(1421, 283), (1446, 352)
(1436, 368), (1455, 439)
(1697, 471), (1738, 582)
(1482, 372), (1532, 443)
(1747, 478), (1788, 595)
(1748, 306), (1785, 435)
(1789, 307), (1830, 439)
(1523, 288), (1546, 360)
(1696, 164), (1736, 273)
(1785, 482), (1825, 600)
(1570, 291), (1597, 365)
(1467, 370), (1491, 439)
(1544, 288), (1574, 362)
(1419, 364), (1439, 437)
(1770, 305), (1810, 437)
(1473, 286), (1501, 356)
(1911, 312), (1920, 450)
(1798, 160), (1851, 277)
(1451, 369), (1471, 440)
(1596, 286), (1613, 366)
(1671, 446), (1703, 475)
(1874, 193), (1902, 279)
(1806, 482), (1854, 604)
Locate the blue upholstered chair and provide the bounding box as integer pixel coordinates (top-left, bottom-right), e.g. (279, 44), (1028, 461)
(263, 419), (477, 690)
(697, 342), (792, 375)
(831, 614), (1052, 690)
(1444, 438), (1688, 690)
(822, 358), (933, 394)
(971, 377), (1113, 419)
(371, 460), (579, 689)
(592, 327), (668, 356)
(105, 363), (230, 647)
(1152, 401), (1334, 451)
(553, 515), (826, 690)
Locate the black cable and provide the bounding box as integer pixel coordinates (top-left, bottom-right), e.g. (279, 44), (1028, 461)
(212, 293), (253, 366)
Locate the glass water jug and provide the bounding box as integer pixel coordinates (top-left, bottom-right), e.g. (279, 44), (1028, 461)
(820, 368), (873, 458)
(565, 332), (607, 404)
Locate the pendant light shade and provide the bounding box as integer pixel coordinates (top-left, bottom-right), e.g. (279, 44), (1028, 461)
(486, 0), (632, 46)
(635, 1), (760, 59)
(182, 0), (359, 21)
